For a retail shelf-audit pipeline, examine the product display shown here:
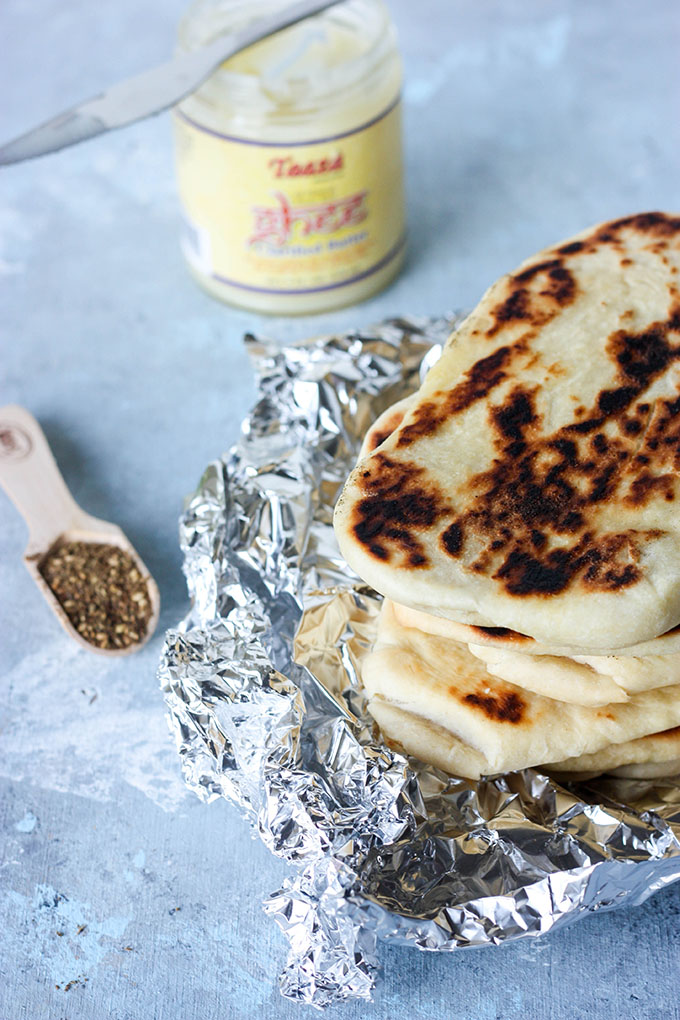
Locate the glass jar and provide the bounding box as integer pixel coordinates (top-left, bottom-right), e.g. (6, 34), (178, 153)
(173, 0), (405, 315)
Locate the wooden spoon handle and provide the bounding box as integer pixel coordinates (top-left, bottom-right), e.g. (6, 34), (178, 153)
(0, 405), (83, 554)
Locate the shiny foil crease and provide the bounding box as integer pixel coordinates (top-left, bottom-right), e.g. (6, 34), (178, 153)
(159, 317), (680, 1008)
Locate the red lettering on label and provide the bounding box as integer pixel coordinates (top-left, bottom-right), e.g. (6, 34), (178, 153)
(268, 153), (344, 178)
(249, 189), (368, 246)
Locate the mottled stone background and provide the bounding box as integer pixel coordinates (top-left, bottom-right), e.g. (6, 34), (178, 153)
(1, 0), (679, 1017)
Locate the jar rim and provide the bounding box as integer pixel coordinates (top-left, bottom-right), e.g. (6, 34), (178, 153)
(177, 0), (397, 112)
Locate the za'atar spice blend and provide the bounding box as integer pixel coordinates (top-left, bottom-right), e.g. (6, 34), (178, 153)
(40, 540), (152, 650)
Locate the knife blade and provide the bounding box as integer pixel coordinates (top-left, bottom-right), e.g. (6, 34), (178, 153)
(0, 0), (345, 166)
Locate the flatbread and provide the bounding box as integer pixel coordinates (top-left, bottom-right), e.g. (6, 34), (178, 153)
(547, 726), (680, 776)
(469, 641), (680, 701)
(368, 698), (493, 778)
(370, 702), (680, 780)
(335, 213), (680, 651)
(608, 760), (680, 778)
(574, 651), (680, 693)
(390, 599), (680, 658)
(356, 398), (680, 661)
(362, 599), (680, 778)
(466, 642), (628, 706)
(390, 601), (680, 697)
(391, 599), (680, 656)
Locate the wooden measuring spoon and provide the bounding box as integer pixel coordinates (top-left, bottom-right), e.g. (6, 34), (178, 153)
(0, 404), (160, 655)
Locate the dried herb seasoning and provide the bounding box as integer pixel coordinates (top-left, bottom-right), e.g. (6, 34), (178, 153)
(39, 540), (152, 650)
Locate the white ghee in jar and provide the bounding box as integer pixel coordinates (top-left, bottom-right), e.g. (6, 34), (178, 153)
(173, 0), (406, 314)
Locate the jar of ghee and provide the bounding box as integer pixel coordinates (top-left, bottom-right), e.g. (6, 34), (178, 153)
(173, 0), (406, 314)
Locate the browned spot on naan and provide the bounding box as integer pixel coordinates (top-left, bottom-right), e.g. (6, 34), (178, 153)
(367, 407), (408, 452)
(396, 342), (526, 448)
(558, 240), (586, 256)
(370, 426), (396, 451)
(462, 689), (525, 723)
(553, 213), (680, 257)
(351, 453), (451, 567)
(626, 472), (676, 505)
(617, 212), (680, 236)
(486, 261), (577, 339)
(441, 521), (463, 557)
(470, 625), (533, 644)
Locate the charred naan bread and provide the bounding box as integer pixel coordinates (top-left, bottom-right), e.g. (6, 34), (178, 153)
(464, 642), (627, 706)
(357, 384), (680, 657)
(547, 726), (680, 778)
(371, 701), (680, 781)
(356, 384), (680, 658)
(335, 213), (680, 651)
(391, 582), (680, 658)
(363, 600), (680, 779)
(386, 601), (680, 702)
(468, 641), (680, 700)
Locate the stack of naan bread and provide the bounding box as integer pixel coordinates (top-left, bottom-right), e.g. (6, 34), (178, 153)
(334, 212), (680, 780)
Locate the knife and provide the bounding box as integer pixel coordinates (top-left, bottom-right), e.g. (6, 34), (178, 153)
(0, 0), (345, 166)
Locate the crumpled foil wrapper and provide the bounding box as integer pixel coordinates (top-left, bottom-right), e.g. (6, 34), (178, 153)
(159, 317), (680, 1008)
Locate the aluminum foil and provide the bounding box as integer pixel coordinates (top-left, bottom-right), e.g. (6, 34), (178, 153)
(159, 317), (680, 1008)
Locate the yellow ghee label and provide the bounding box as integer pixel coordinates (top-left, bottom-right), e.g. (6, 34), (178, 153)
(173, 98), (405, 296)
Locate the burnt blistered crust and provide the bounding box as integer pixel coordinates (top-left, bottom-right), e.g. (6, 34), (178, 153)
(567, 212), (680, 244)
(393, 214), (680, 449)
(461, 689), (525, 723)
(470, 625), (532, 644)
(396, 343), (523, 448)
(352, 453), (451, 568)
(656, 726), (680, 739)
(440, 307), (680, 597)
(350, 213), (680, 599)
(367, 408), (408, 452)
(486, 260), (577, 338)
(369, 426), (396, 451)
